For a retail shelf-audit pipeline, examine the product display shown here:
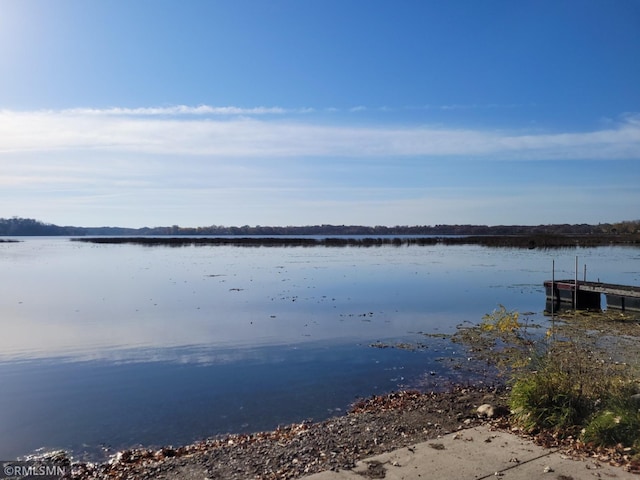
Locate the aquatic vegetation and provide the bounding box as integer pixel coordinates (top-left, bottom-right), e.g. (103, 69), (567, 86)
(480, 304), (521, 333)
(455, 305), (640, 449)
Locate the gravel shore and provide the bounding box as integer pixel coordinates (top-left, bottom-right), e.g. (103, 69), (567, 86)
(68, 386), (507, 480)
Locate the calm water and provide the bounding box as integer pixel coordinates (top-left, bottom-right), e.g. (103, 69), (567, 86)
(0, 238), (638, 460)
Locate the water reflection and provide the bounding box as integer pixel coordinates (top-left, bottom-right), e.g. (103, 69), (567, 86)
(0, 238), (548, 361)
(0, 339), (462, 461)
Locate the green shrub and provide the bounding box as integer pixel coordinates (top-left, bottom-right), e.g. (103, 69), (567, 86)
(582, 407), (640, 448)
(509, 364), (592, 433)
(581, 385), (640, 448)
(508, 342), (635, 438)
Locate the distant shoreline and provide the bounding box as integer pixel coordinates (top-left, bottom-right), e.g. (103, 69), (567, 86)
(2, 217), (639, 238)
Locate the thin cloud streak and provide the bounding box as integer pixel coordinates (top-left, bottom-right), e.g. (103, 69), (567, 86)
(33, 104), (527, 116)
(59, 105), (315, 116)
(0, 108), (639, 160)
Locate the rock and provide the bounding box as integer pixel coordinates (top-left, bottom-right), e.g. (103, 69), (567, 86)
(477, 404), (495, 417)
(630, 393), (640, 404)
(477, 403), (509, 418)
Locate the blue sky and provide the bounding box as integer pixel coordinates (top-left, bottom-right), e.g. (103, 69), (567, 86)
(0, 0), (639, 227)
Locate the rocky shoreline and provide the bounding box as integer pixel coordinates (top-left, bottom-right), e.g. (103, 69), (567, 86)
(66, 386), (507, 479)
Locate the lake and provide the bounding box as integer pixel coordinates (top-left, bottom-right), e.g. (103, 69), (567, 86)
(0, 237), (638, 461)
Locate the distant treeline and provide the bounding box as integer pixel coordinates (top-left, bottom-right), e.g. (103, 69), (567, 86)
(2, 217), (640, 239)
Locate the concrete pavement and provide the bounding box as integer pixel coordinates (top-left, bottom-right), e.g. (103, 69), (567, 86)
(303, 425), (635, 479)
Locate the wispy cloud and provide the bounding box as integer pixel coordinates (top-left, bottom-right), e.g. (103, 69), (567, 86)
(0, 107), (639, 160)
(436, 103), (529, 111)
(58, 105), (315, 116)
(49, 103), (526, 116)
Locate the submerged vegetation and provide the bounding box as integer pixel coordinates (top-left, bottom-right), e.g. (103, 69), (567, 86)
(71, 233), (640, 249)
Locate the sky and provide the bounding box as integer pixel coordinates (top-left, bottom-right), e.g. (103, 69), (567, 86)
(0, 0), (639, 228)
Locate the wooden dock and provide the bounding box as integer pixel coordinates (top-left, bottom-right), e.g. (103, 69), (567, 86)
(544, 280), (640, 312)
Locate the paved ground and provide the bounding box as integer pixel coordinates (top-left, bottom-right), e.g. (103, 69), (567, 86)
(303, 425), (636, 480)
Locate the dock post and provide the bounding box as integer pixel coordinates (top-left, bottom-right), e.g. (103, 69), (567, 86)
(551, 259), (555, 326)
(574, 256), (578, 309)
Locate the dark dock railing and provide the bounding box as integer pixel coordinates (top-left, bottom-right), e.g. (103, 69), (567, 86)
(544, 280), (640, 312)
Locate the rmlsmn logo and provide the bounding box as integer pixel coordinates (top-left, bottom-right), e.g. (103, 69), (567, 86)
(1, 461), (68, 479)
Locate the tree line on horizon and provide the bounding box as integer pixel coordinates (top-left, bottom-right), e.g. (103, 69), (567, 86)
(1, 216), (639, 237)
